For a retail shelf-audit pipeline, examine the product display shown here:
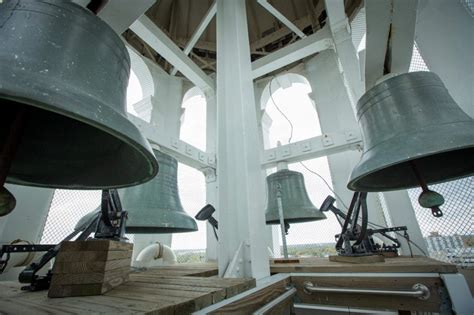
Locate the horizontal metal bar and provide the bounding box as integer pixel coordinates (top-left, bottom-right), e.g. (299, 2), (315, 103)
(294, 303), (398, 314)
(253, 287), (297, 314)
(1, 244), (55, 253)
(303, 281), (430, 300)
(290, 272), (441, 278)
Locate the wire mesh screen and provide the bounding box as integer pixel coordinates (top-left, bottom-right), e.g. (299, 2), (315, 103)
(408, 177), (473, 268)
(40, 190), (134, 244)
(40, 190), (102, 244)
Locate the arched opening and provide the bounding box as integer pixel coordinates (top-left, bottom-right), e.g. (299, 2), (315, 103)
(261, 73), (322, 148)
(126, 70), (143, 116)
(171, 86), (208, 262)
(261, 73), (341, 258)
(180, 86), (207, 151)
(172, 164), (207, 262)
(126, 47), (156, 121)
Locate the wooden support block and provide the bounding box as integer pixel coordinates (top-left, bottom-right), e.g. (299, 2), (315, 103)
(329, 254), (385, 264)
(49, 240), (132, 298)
(55, 249), (132, 262)
(59, 240), (133, 252)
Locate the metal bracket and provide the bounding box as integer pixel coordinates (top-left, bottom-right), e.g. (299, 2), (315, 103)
(223, 241), (245, 278)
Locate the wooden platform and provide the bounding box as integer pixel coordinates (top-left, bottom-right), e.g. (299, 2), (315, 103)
(270, 256), (458, 274)
(0, 264), (254, 315)
(139, 262), (218, 277)
(269, 256), (458, 313)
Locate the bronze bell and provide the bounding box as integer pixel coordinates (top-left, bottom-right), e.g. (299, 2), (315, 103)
(119, 149), (198, 234)
(348, 72), (474, 216)
(265, 169), (327, 225)
(0, 0), (159, 215)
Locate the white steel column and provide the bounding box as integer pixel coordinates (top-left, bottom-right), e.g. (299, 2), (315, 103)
(382, 191), (428, 256)
(305, 50), (386, 227)
(325, 0), (364, 104)
(204, 90), (218, 261)
(415, 0), (473, 118)
(216, 0), (269, 279)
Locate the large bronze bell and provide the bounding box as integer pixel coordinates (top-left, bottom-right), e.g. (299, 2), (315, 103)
(119, 149), (197, 234)
(265, 169), (327, 225)
(348, 72), (474, 217)
(0, 1), (158, 199)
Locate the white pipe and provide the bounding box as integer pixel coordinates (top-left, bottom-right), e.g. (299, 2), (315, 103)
(135, 242), (177, 267)
(1, 240), (35, 273)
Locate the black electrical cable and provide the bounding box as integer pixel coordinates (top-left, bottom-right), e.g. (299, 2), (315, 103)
(269, 76), (294, 144)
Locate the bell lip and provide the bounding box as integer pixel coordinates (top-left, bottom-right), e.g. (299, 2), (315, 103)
(265, 214), (327, 225)
(125, 217), (198, 234)
(347, 121), (474, 191)
(125, 226), (198, 234)
(265, 207), (327, 224)
(1, 92), (159, 189)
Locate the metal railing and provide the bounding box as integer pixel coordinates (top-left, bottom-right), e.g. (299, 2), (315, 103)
(303, 281), (430, 300)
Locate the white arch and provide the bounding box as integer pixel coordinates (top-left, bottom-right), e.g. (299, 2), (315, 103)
(260, 73), (312, 111)
(126, 47), (155, 98)
(180, 86), (207, 152)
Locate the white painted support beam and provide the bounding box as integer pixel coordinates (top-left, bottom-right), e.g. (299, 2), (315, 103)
(257, 0), (306, 39)
(364, 0), (391, 89)
(128, 114), (216, 171)
(216, 0), (269, 279)
(72, 0), (156, 35)
(130, 16), (215, 92)
(388, 0), (418, 74)
(261, 130), (362, 169)
(171, 1), (217, 76)
(204, 90), (218, 261)
(364, 0), (418, 89)
(382, 191), (428, 256)
(99, 0), (156, 35)
(251, 27), (333, 79)
(325, 0), (364, 103)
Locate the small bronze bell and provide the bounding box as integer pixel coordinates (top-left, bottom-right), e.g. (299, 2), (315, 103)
(348, 72), (474, 217)
(0, 0), (158, 215)
(265, 169), (327, 225)
(120, 149), (198, 234)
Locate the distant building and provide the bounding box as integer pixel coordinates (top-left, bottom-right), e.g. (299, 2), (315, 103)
(425, 232), (464, 252)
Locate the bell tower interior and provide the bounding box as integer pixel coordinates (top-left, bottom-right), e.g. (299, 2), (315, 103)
(0, 0), (473, 313)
